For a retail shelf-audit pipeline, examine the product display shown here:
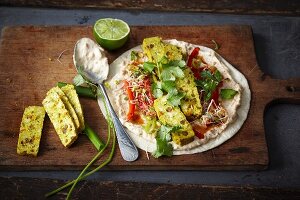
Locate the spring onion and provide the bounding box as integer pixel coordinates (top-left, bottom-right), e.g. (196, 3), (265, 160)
(83, 123), (105, 151)
(45, 90), (116, 199)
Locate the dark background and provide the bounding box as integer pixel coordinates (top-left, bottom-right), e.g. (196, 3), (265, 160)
(0, 1), (299, 199)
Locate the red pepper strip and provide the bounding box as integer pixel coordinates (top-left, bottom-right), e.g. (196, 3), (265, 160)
(124, 80), (135, 121)
(194, 129), (204, 139)
(211, 81), (223, 104)
(211, 89), (219, 105)
(187, 47), (200, 79)
(191, 124), (205, 139)
(187, 47), (200, 67)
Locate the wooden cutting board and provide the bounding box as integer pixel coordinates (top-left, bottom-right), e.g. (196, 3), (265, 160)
(0, 25), (298, 170)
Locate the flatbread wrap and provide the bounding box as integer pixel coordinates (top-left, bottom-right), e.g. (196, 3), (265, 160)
(98, 37), (251, 157)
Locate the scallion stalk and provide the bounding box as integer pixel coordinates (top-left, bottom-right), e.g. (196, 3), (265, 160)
(83, 123), (105, 151)
(45, 89), (116, 199)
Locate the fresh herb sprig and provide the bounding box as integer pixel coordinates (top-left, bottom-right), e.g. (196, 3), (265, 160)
(152, 125), (181, 158)
(195, 70), (222, 102)
(220, 88), (238, 99)
(149, 59), (186, 106)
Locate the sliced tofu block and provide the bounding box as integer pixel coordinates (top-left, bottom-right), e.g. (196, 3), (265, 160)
(142, 37), (165, 63)
(48, 87), (80, 131)
(154, 95), (194, 146)
(164, 43), (183, 61)
(61, 84), (85, 132)
(42, 89), (78, 147)
(176, 68), (202, 120)
(17, 106), (46, 156)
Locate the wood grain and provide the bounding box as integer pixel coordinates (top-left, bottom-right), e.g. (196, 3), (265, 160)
(1, 0), (300, 16)
(0, 25), (299, 170)
(1, 177), (300, 200)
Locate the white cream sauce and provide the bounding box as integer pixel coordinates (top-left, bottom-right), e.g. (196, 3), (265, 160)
(73, 38), (109, 83)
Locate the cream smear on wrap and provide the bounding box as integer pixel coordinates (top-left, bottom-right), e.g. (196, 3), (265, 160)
(98, 39), (251, 155)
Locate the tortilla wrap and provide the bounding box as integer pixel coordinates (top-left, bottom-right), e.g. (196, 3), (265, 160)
(98, 40), (251, 155)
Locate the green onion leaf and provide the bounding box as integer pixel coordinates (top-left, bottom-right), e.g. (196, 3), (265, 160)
(220, 89), (238, 99)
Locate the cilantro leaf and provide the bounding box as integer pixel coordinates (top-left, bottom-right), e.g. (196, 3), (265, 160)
(151, 82), (163, 98)
(220, 89), (238, 99)
(152, 137), (173, 158)
(162, 80), (177, 93)
(200, 70), (214, 80)
(152, 125), (181, 158)
(161, 66), (184, 81)
(169, 66), (185, 78)
(214, 70), (222, 82)
(143, 62), (156, 73)
(167, 92), (185, 106)
(196, 70), (223, 102)
(159, 56), (168, 64)
(169, 60), (186, 68)
(161, 69), (176, 81)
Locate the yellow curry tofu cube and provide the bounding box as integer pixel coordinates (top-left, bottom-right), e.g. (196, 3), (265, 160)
(142, 37), (183, 62)
(153, 96), (195, 146)
(17, 106), (46, 156)
(142, 37), (165, 63)
(42, 89), (78, 147)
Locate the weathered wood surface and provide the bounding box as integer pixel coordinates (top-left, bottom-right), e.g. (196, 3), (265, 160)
(1, 0), (300, 16)
(0, 25), (299, 170)
(0, 177), (300, 200)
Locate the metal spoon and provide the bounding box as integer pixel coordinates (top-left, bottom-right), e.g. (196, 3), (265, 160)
(73, 38), (138, 162)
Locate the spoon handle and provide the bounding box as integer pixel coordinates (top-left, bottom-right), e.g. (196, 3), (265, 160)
(98, 83), (139, 162)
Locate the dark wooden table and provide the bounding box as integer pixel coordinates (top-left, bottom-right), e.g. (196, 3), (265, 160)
(1, 0), (300, 15)
(0, 3), (299, 199)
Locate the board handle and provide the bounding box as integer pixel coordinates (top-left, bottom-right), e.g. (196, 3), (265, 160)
(262, 75), (300, 105)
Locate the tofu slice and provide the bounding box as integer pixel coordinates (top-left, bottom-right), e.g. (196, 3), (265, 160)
(42, 89), (78, 147)
(176, 68), (202, 120)
(61, 84), (85, 132)
(154, 95), (194, 146)
(17, 106), (46, 156)
(48, 87), (80, 131)
(142, 37), (165, 63)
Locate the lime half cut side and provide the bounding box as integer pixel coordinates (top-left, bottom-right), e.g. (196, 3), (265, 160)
(93, 18), (130, 50)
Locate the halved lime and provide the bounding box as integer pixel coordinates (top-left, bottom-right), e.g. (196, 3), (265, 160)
(93, 18), (130, 50)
